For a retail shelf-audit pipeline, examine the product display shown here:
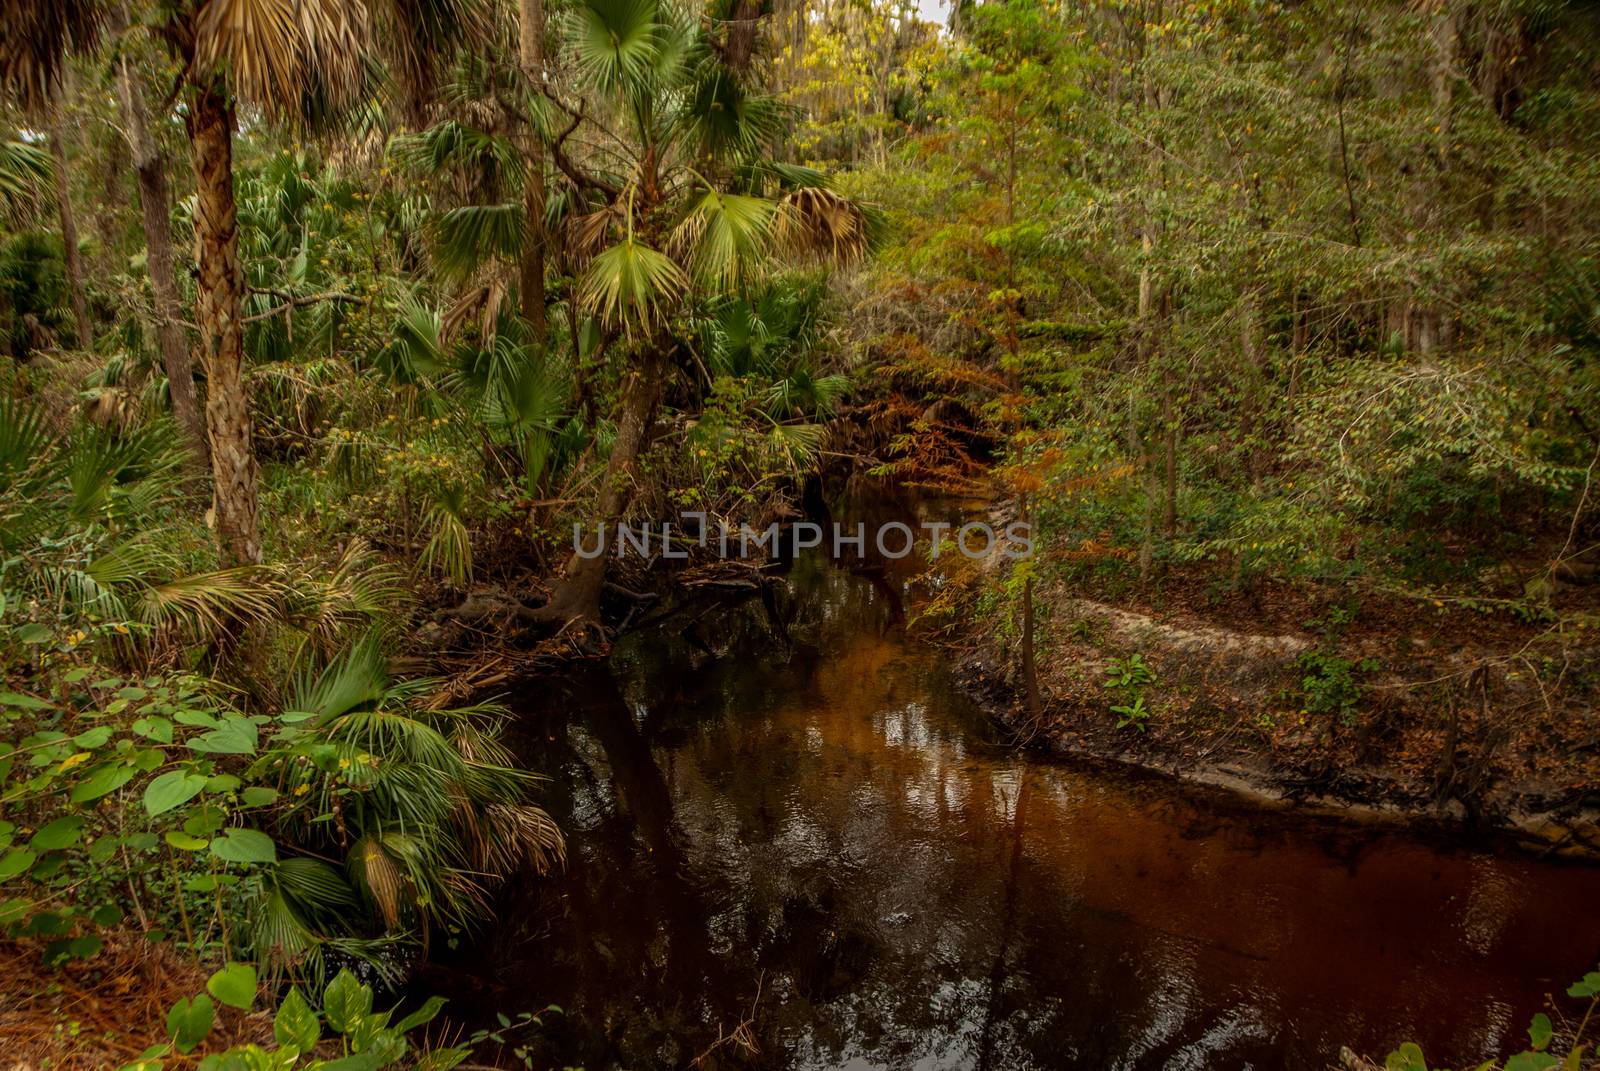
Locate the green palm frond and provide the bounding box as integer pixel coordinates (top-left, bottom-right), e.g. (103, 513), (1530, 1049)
(375, 294), (447, 384)
(420, 490), (473, 586)
(0, 394), (50, 496)
(674, 62), (785, 162)
(578, 235), (688, 337)
(431, 202), (523, 280)
(673, 189), (775, 289)
(293, 631), (395, 720)
(764, 420), (826, 470)
(252, 861), (404, 990)
(136, 568), (282, 640)
(278, 538), (407, 656)
(391, 119), (515, 181)
(0, 138), (50, 225)
(568, 0), (663, 92)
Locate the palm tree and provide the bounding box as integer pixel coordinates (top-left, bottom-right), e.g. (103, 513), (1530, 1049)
(252, 634), (563, 985)
(0, 0), (477, 566)
(526, 0), (870, 632)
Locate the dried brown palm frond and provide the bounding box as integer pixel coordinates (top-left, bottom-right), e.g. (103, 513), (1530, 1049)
(442, 273), (511, 344)
(347, 833), (407, 930)
(191, 0), (368, 118)
(0, 0), (103, 110)
(481, 802), (566, 876)
(773, 186), (869, 265)
(566, 200), (628, 265)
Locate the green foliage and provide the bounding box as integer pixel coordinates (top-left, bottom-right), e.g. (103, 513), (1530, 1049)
(1103, 653), (1157, 732)
(1296, 649), (1380, 725)
(123, 971), (465, 1071)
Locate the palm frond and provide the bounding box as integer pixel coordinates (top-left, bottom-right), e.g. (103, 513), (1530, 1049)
(192, 0), (367, 118)
(773, 186), (871, 265)
(431, 202), (523, 281)
(567, 0), (663, 92)
(0, 138), (51, 224)
(673, 188), (775, 289)
(136, 568), (282, 640)
(578, 235), (688, 337)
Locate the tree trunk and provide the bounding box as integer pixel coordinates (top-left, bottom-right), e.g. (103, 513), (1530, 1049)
(116, 48), (206, 462)
(50, 77), (93, 349)
(723, 0), (763, 75)
(538, 348), (664, 630)
(518, 0), (547, 340)
(187, 85), (260, 566)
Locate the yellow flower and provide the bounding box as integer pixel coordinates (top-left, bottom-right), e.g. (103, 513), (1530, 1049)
(293, 784), (310, 796)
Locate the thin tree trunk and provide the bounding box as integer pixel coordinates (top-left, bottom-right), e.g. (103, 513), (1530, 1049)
(538, 347), (664, 629)
(188, 84), (260, 566)
(518, 0), (547, 340)
(116, 46), (206, 462)
(50, 77), (92, 349)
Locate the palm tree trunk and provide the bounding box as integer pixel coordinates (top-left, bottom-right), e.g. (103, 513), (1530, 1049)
(116, 50), (206, 462)
(518, 0), (547, 340)
(187, 84), (260, 566)
(50, 78), (92, 349)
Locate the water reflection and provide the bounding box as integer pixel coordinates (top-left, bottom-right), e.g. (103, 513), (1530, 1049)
(464, 549), (1600, 1070)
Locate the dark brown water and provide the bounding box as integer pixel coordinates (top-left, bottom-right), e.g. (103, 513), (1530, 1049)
(459, 542), (1600, 1070)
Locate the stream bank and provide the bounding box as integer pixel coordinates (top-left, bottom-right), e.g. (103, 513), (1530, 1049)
(955, 571), (1600, 859)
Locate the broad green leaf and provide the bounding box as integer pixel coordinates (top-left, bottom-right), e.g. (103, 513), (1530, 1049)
(209, 828), (276, 864)
(145, 771), (208, 816)
(394, 994), (447, 1033)
(166, 993), (215, 1053)
(0, 690), (52, 708)
(1504, 1053), (1557, 1071)
(322, 969), (372, 1033)
(187, 716), (257, 755)
(1529, 1012), (1553, 1051)
(274, 987), (321, 1050)
(73, 726), (113, 748)
(206, 962), (257, 1010)
(1385, 1043), (1427, 1071)
(1568, 973), (1600, 998)
(71, 763), (136, 803)
(30, 815), (85, 851)
(0, 849), (36, 881)
(132, 717), (174, 743)
(240, 786), (278, 807)
(43, 934), (103, 964)
(164, 831), (208, 851)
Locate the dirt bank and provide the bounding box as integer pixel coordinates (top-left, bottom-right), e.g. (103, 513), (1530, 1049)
(954, 578), (1600, 858)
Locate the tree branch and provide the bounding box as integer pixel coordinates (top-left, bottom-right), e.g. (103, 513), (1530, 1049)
(245, 289), (367, 323)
